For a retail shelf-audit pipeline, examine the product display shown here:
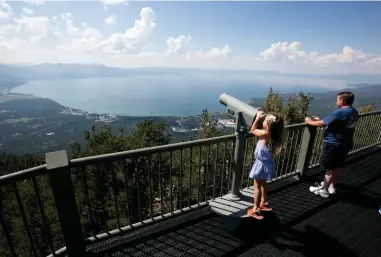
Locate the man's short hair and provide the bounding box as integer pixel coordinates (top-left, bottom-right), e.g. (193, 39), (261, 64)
(337, 91), (354, 105)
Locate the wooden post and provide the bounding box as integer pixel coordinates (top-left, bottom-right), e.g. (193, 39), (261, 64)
(46, 150), (87, 257)
(296, 126), (318, 179)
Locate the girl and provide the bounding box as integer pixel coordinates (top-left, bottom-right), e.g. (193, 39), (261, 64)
(248, 110), (284, 220)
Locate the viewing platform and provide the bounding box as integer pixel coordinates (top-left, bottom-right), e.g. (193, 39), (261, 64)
(91, 149), (381, 257)
(0, 110), (381, 257)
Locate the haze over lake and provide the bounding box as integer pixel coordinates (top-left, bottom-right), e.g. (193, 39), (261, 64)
(11, 75), (337, 116)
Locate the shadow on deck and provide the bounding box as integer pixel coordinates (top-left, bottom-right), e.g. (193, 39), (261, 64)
(90, 149), (381, 257)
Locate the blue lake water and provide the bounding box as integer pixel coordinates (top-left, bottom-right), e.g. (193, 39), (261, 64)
(11, 76), (329, 116)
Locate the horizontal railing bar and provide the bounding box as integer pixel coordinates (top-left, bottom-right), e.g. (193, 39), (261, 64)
(69, 134), (236, 166)
(358, 109), (381, 117)
(348, 142), (381, 155)
(70, 123), (308, 167)
(0, 165), (47, 186)
(47, 247), (66, 257)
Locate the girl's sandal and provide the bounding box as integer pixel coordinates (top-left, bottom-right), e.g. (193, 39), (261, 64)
(247, 208), (264, 220)
(260, 203), (273, 212)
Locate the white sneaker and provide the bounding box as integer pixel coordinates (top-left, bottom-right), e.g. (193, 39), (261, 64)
(309, 183), (329, 198)
(320, 182), (336, 194)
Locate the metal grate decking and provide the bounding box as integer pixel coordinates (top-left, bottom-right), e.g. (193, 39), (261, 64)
(89, 149), (381, 257)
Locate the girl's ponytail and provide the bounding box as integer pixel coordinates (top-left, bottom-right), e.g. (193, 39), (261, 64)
(267, 113), (285, 155)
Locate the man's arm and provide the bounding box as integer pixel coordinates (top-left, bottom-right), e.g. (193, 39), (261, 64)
(305, 118), (325, 127)
(305, 110), (338, 127)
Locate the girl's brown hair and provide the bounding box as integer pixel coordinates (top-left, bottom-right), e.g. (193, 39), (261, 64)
(267, 113), (285, 155)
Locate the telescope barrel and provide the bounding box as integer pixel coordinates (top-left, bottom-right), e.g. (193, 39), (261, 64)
(219, 93), (258, 130)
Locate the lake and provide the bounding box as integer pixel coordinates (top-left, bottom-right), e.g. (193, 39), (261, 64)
(11, 76), (330, 116)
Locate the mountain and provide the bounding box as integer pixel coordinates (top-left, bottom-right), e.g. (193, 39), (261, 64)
(1, 63), (381, 91)
(248, 83), (381, 117)
(0, 69), (28, 91)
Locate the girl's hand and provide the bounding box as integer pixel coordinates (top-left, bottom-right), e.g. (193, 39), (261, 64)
(256, 110), (265, 120)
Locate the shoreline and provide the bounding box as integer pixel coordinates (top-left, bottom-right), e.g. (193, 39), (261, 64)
(0, 91), (231, 120)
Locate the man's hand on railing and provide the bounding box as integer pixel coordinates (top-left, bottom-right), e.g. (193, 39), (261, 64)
(311, 116), (320, 121)
(305, 116), (320, 123)
(305, 116), (325, 127)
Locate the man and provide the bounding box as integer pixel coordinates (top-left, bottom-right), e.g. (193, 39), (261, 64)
(305, 91), (359, 198)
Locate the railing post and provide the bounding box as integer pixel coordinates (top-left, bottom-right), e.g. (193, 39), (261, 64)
(227, 112), (247, 201)
(46, 150), (87, 257)
(377, 116), (381, 143)
(296, 126), (317, 179)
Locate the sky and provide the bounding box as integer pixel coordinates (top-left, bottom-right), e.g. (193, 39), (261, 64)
(0, 0), (380, 75)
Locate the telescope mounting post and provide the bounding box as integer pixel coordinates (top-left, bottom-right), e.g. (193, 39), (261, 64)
(226, 111), (247, 201)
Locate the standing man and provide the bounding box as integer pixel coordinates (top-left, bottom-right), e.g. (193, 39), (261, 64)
(305, 91), (359, 198)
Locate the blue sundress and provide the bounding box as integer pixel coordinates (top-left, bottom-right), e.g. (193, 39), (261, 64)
(249, 139), (275, 181)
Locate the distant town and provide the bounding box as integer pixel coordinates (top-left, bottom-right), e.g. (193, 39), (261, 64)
(59, 107), (236, 133)
(59, 108), (119, 123)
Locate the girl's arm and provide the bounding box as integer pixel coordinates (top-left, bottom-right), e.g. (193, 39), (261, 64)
(250, 118), (269, 138)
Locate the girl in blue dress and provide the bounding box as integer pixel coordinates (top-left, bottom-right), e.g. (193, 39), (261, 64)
(248, 110), (284, 220)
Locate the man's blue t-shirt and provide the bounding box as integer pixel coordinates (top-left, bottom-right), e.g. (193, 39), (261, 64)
(322, 107), (359, 146)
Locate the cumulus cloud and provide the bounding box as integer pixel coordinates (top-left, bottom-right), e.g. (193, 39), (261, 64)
(13, 15), (51, 42)
(0, 3), (380, 75)
(260, 41), (311, 62)
(104, 14), (117, 25)
(0, 0), (13, 20)
(166, 35), (192, 54)
(188, 45), (232, 59)
(22, 8), (35, 15)
(258, 41), (381, 73)
(24, 0), (45, 5)
(100, 7), (156, 53)
(100, 0), (128, 6)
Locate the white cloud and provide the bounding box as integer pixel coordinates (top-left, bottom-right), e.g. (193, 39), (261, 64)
(260, 41), (310, 62)
(13, 14), (51, 41)
(0, 0), (13, 21)
(166, 35), (191, 54)
(104, 14), (117, 25)
(0, 24), (16, 37)
(188, 45), (232, 59)
(0, 5), (380, 76)
(103, 6), (108, 12)
(0, 37), (25, 52)
(22, 8), (35, 15)
(99, 7), (156, 53)
(60, 12), (72, 21)
(24, 0), (45, 5)
(101, 0), (128, 6)
(53, 7), (156, 54)
(257, 42), (381, 73)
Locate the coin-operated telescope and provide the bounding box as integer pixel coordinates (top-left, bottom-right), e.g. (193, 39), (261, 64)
(219, 93), (259, 133)
(217, 93), (261, 201)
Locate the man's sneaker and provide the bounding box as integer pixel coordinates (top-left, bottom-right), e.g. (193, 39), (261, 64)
(309, 183), (329, 198)
(320, 182), (336, 194)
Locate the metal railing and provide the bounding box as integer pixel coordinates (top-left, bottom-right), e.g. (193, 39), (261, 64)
(1, 110), (381, 257)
